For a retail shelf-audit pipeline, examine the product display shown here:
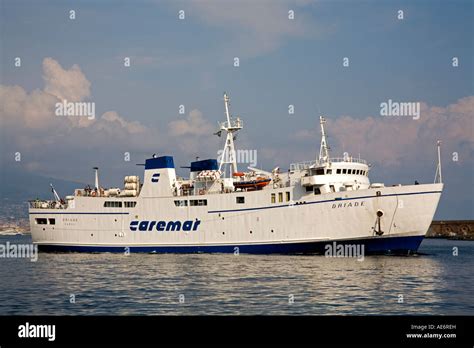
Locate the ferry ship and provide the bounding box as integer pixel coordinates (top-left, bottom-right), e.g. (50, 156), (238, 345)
(29, 93), (444, 254)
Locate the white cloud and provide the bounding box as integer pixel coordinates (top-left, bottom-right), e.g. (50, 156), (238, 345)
(167, 109), (219, 156)
(292, 97), (474, 167)
(42, 57), (91, 102)
(168, 109), (214, 136)
(1, 58), (220, 178)
(99, 111), (147, 134)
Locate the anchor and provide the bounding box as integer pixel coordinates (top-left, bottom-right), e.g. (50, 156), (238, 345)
(374, 210), (384, 236)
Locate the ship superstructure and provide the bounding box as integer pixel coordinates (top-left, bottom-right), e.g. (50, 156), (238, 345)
(29, 93), (443, 254)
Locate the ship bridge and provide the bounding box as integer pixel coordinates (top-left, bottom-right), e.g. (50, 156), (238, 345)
(289, 117), (372, 194)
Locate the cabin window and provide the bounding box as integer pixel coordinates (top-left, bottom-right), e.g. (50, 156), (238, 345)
(278, 192), (283, 203)
(190, 199), (207, 206)
(326, 169), (332, 174)
(104, 201), (122, 208)
(336, 169), (341, 174)
(35, 218), (47, 225)
(330, 185), (335, 192)
(174, 200), (188, 207)
(285, 192), (290, 202)
(124, 201), (137, 208)
(48, 218), (56, 225)
(316, 169), (324, 175)
(314, 187), (321, 195)
(271, 193), (276, 204)
(348, 169), (352, 174)
(342, 169), (347, 174)
(236, 197), (245, 204)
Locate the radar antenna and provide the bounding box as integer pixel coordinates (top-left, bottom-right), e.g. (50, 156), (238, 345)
(319, 116), (330, 164)
(216, 92), (243, 178)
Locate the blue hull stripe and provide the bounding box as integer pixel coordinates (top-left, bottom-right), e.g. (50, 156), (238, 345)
(208, 190), (442, 214)
(37, 235), (424, 255)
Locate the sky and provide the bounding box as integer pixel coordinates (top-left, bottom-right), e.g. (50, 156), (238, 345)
(0, 0), (473, 219)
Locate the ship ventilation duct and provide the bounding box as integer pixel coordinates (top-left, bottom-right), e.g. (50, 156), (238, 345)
(140, 156), (176, 197)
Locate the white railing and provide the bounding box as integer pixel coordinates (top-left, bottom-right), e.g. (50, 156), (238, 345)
(29, 200), (66, 209)
(330, 157), (367, 164)
(290, 157), (367, 171)
(290, 160), (319, 171)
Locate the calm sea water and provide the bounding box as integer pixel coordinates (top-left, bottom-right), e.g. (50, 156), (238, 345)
(0, 235), (472, 315)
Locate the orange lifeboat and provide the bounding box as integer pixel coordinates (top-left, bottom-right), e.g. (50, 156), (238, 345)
(232, 172), (245, 177)
(233, 177), (271, 190)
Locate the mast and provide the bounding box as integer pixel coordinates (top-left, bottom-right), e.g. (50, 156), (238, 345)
(93, 167), (100, 190)
(318, 116), (330, 164)
(217, 92), (243, 178)
(434, 140), (443, 183)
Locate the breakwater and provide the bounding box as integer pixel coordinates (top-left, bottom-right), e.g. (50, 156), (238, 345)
(427, 221), (473, 240)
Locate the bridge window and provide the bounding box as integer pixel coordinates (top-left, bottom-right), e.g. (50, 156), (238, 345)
(271, 193), (276, 204)
(190, 199), (207, 206)
(342, 169), (347, 174)
(236, 197), (245, 204)
(104, 201), (122, 208)
(174, 200), (188, 207)
(124, 202), (137, 208)
(35, 218), (47, 225)
(315, 168), (324, 175)
(336, 169), (341, 174)
(348, 169), (352, 174)
(278, 192), (283, 203)
(326, 169), (332, 174)
(48, 218), (55, 225)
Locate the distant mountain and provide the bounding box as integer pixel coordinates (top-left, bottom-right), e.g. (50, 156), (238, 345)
(0, 168), (85, 204)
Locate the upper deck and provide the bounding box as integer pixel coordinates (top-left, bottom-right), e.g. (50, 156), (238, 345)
(290, 157), (368, 171)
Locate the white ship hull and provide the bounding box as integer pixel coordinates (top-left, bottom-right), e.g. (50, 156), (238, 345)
(29, 183), (442, 254)
(28, 94), (444, 254)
